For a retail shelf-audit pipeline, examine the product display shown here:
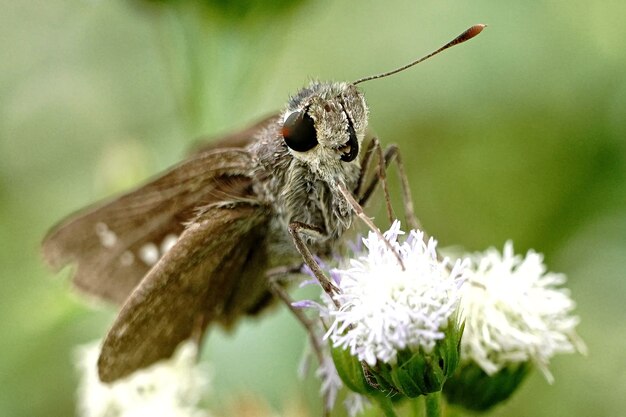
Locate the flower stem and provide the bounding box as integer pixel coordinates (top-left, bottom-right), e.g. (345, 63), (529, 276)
(425, 392), (442, 417)
(410, 396), (424, 417)
(375, 395), (399, 417)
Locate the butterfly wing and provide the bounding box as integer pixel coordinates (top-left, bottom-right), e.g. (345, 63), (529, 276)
(97, 202), (270, 382)
(42, 148), (257, 304)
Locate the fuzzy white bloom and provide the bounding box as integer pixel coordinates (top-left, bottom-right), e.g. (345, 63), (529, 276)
(459, 242), (586, 383)
(76, 340), (211, 417)
(324, 221), (468, 366)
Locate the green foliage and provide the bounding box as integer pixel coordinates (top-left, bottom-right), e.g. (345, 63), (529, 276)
(373, 320), (463, 398)
(137, 0), (307, 18)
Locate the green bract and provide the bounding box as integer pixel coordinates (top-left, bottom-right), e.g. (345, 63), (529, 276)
(331, 318), (464, 399)
(444, 362), (530, 411)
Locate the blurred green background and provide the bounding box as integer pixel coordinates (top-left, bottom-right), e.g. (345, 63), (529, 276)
(1, 0), (625, 416)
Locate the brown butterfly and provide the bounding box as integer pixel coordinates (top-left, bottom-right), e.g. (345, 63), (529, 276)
(42, 24), (485, 383)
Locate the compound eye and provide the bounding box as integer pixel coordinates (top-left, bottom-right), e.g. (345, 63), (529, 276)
(281, 111), (318, 152)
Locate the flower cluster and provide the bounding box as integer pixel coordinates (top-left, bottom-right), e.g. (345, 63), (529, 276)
(457, 241), (586, 383)
(323, 221), (468, 367)
(296, 221), (467, 405)
(297, 223), (585, 414)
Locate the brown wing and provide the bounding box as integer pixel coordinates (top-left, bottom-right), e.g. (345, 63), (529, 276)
(98, 202), (270, 382)
(42, 148), (256, 304)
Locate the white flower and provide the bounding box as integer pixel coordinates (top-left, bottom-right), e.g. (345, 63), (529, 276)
(324, 221), (468, 366)
(459, 241), (586, 383)
(76, 340), (211, 417)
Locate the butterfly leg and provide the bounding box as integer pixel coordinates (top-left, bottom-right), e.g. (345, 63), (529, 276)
(266, 265), (324, 365)
(359, 140), (421, 231)
(336, 182), (406, 270)
(266, 265), (331, 417)
(288, 222), (341, 304)
(357, 138), (396, 224)
(286, 226), (397, 398)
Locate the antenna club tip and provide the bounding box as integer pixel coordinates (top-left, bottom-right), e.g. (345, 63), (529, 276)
(467, 24), (487, 39)
(352, 23), (487, 86)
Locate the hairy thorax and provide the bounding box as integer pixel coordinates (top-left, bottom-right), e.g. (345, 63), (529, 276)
(248, 122), (361, 260)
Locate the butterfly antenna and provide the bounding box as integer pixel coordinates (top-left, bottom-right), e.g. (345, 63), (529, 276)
(352, 24), (486, 86)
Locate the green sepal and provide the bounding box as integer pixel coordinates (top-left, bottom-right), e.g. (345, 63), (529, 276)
(330, 315), (464, 399)
(373, 317), (464, 398)
(443, 362), (530, 411)
(330, 344), (375, 395)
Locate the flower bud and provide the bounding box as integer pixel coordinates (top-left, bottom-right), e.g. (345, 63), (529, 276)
(444, 362), (530, 411)
(370, 316), (463, 397)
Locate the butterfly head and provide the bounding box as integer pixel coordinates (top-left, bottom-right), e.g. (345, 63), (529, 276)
(281, 81), (368, 167)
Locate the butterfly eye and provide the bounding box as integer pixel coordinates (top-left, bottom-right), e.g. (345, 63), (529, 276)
(281, 111), (318, 152)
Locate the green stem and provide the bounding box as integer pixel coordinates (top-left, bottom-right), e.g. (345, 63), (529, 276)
(410, 396), (424, 417)
(375, 395), (399, 417)
(425, 392), (442, 417)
